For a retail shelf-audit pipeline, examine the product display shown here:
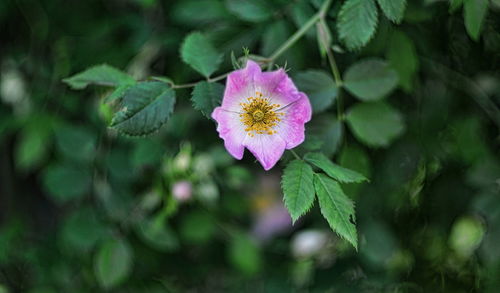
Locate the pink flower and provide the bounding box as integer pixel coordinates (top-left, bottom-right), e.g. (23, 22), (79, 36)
(172, 181), (192, 202)
(211, 60), (312, 170)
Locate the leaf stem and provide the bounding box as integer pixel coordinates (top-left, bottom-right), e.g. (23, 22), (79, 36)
(289, 149), (302, 160)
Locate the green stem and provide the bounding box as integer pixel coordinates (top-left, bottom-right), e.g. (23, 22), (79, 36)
(289, 149), (302, 160)
(268, 14), (320, 61)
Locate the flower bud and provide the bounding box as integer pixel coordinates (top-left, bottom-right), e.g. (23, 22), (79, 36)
(172, 181), (192, 202)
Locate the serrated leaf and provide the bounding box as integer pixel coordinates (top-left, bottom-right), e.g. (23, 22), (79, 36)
(313, 173), (358, 249)
(386, 30), (419, 92)
(346, 101), (405, 147)
(282, 160), (315, 223)
(94, 238), (133, 289)
(304, 153), (368, 183)
(464, 0), (488, 41)
(191, 81), (224, 118)
(225, 0), (273, 23)
(63, 64), (135, 90)
(294, 70), (337, 113)
(110, 81), (176, 136)
(377, 0), (407, 23)
(344, 58), (399, 101)
(337, 0), (379, 50)
(180, 32), (222, 77)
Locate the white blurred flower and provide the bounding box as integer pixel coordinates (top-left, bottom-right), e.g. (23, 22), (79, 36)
(1, 63), (31, 115)
(291, 230), (329, 259)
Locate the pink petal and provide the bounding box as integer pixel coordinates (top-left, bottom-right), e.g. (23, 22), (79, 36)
(256, 69), (302, 106)
(221, 60), (261, 111)
(212, 107), (247, 160)
(276, 93), (312, 149)
(243, 133), (286, 171)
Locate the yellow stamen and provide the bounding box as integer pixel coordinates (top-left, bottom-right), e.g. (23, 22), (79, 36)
(239, 92), (284, 136)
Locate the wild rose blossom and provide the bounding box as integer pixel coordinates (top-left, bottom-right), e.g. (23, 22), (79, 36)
(211, 60), (312, 170)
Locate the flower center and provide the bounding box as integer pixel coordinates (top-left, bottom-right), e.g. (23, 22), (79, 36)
(239, 92), (284, 137)
(252, 110), (264, 121)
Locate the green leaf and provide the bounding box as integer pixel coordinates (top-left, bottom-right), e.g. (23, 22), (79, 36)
(95, 238), (133, 289)
(304, 153), (368, 183)
(339, 145), (372, 197)
(449, 0), (464, 13)
(377, 0), (407, 23)
(282, 160), (315, 223)
(180, 32), (222, 77)
(15, 121), (51, 171)
(110, 81), (176, 136)
(294, 70), (337, 113)
(313, 173), (358, 250)
(63, 64), (135, 90)
(261, 20), (291, 57)
(290, 0), (316, 38)
(337, 0), (379, 50)
(307, 115), (343, 157)
(60, 207), (108, 253)
(54, 124), (96, 162)
(191, 81), (224, 118)
(131, 139), (164, 168)
(386, 30), (419, 92)
(42, 163), (92, 204)
(464, 0), (488, 41)
(225, 0), (273, 22)
(346, 101), (405, 147)
(137, 214), (179, 252)
(344, 58), (399, 101)
(179, 210), (216, 244)
(103, 84), (133, 103)
(172, 0), (230, 25)
(228, 232), (262, 276)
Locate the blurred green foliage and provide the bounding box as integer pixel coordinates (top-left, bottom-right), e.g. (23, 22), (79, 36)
(1, 0), (500, 292)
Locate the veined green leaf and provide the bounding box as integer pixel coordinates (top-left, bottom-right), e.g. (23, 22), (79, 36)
(314, 173), (358, 249)
(191, 81), (224, 118)
(110, 81), (176, 136)
(346, 101), (405, 147)
(304, 153), (368, 183)
(181, 32), (222, 77)
(282, 160), (315, 223)
(337, 0), (379, 50)
(63, 64), (135, 90)
(377, 0), (407, 24)
(344, 58), (399, 101)
(294, 70), (337, 113)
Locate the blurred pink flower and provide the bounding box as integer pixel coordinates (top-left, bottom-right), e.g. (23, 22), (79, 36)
(172, 181), (192, 202)
(212, 60), (312, 170)
(252, 203), (292, 242)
